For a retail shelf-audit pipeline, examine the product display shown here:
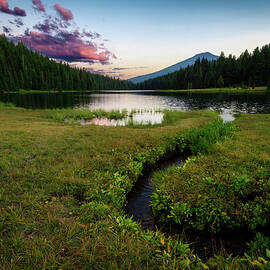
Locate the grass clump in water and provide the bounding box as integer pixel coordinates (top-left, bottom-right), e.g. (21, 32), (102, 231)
(45, 108), (128, 122)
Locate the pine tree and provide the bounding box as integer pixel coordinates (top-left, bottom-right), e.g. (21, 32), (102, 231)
(217, 75), (224, 88)
(0, 36), (134, 92)
(267, 80), (270, 90)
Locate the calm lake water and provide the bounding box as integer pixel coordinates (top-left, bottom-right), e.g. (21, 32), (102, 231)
(1, 90), (270, 123)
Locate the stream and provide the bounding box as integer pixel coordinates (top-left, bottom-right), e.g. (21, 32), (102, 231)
(125, 112), (234, 228)
(125, 116), (256, 259)
(125, 148), (254, 259)
(125, 152), (187, 229)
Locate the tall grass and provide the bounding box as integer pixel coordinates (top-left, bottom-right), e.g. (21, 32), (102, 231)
(0, 101), (16, 108)
(45, 108), (128, 122)
(180, 119), (235, 155)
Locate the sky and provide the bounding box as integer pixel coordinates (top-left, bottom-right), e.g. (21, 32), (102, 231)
(0, 0), (270, 80)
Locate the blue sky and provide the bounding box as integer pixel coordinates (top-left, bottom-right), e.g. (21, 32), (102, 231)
(1, 0), (270, 79)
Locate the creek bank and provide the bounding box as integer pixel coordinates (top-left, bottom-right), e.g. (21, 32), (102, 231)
(125, 146), (256, 260)
(158, 222), (256, 261)
(125, 118), (260, 260)
(125, 149), (188, 229)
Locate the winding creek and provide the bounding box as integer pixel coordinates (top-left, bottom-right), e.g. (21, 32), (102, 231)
(125, 152), (187, 229)
(124, 118), (255, 259)
(1, 90), (268, 257)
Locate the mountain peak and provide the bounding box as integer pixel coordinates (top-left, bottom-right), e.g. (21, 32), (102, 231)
(128, 52), (219, 84)
(194, 52), (218, 58)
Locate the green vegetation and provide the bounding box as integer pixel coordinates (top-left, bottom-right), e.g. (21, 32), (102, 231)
(18, 89), (91, 94)
(0, 101), (15, 107)
(137, 44), (270, 90)
(0, 36), (134, 92)
(179, 119), (235, 155)
(217, 75), (224, 88)
(158, 86), (268, 93)
(1, 104), (270, 269)
(44, 108), (191, 127)
(0, 106), (218, 269)
(152, 114), (270, 240)
(44, 108), (128, 122)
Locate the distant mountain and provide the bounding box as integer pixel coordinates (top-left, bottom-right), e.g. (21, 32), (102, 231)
(129, 52), (219, 84)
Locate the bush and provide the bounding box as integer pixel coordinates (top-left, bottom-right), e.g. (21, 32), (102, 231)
(180, 119), (235, 155)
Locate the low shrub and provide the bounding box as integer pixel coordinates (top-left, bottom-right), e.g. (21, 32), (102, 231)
(152, 115), (270, 235)
(179, 119), (235, 155)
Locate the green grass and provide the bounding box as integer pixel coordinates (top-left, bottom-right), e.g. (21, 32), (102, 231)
(157, 86), (268, 93)
(5, 86), (270, 95)
(0, 101), (16, 107)
(1, 106), (270, 269)
(180, 119), (235, 155)
(151, 114), (270, 265)
(0, 106), (218, 269)
(44, 108), (128, 122)
(18, 89), (94, 94)
(44, 108), (199, 127)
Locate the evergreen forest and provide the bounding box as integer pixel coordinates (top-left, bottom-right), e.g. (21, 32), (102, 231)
(0, 35), (134, 92)
(1, 35), (270, 92)
(137, 45), (270, 90)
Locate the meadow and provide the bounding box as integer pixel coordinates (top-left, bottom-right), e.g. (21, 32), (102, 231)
(158, 86), (268, 94)
(0, 102), (270, 269)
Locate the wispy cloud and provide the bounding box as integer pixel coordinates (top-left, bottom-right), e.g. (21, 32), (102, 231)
(84, 67), (125, 78)
(9, 18), (24, 28)
(83, 30), (101, 39)
(112, 66), (147, 71)
(0, 0), (26, 16)
(2, 26), (11, 33)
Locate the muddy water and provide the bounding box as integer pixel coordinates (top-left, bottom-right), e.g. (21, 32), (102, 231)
(125, 153), (186, 229)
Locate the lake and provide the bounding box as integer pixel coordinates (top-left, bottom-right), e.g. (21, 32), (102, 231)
(1, 90), (270, 124)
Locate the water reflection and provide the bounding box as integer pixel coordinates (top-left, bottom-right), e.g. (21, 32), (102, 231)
(219, 109), (236, 123)
(80, 111), (164, 126)
(1, 91), (270, 116)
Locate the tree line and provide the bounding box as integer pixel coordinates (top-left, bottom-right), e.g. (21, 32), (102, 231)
(0, 35), (134, 92)
(136, 45), (270, 90)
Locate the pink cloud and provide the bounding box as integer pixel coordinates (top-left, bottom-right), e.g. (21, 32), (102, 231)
(33, 19), (59, 33)
(3, 1), (116, 67)
(14, 30), (112, 64)
(32, 0), (45, 12)
(13, 7), (26, 16)
(0, 0), (26, 16)
(54, 4), (73, 21)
